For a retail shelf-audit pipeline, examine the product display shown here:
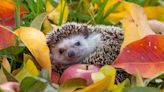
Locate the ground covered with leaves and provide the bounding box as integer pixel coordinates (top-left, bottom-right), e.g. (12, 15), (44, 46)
(0, 0), (164, 92)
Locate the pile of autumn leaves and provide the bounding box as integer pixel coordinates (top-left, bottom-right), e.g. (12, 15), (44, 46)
(0, 0), (164, 92)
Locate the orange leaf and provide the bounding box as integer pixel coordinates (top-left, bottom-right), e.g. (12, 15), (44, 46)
(0, 25), (16, 50)
(15, 27), (51, 75)
(121, 1), (155, 50)
(113, 35), (164, 78)
(0, 0), (26, 28)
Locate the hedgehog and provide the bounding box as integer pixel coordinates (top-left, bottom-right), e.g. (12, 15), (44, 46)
(46, 22), (129, 82)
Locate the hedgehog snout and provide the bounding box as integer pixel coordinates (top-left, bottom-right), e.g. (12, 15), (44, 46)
(67, 50), (75, 57)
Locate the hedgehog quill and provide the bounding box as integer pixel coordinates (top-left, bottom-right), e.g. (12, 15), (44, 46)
(47, 22), (123, 68)
(46, 22), (128, 82)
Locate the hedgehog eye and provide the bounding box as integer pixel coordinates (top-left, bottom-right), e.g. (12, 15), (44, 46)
(75, 41), (81, 46)
(59, 48), (65, 54)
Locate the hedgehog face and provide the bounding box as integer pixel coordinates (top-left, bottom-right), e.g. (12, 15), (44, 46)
(51, 34), (89, 65)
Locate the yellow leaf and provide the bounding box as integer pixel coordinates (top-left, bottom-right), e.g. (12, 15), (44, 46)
(23, 53), (35, 63)
(136, 70), (144, 87)
(103, 0), (125, 24)
(100, 65), (116, 90)
(12, 54), (34, 76)
(104, 0), (123, 16)
(46, 1), (54, 12)
(47, 0), (68, 25)
(15, 27), (51, 75)
(105, 11), (125, 24)
(91, 72), (106, 83)
(15, 59), (39, 82)
(12, 68), (21, 76)
(157, 14), (164, 22)
(121, 1), (155, 50)
(111, 84), (124, 92)
(144, 6), (164, 20)
(104, 2), (164, 24)
(75, 65), (116, 92)
(42, 18), (53, 34)
(75, 76), (110, 92)
(25, 59), (39, 76)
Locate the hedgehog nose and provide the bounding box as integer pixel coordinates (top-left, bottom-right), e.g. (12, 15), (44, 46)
(68, 50), (75, 57)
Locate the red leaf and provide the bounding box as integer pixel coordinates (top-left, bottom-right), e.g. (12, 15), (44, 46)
(0, 25), (16, 50)
(113, 35), (164, 78)
(0, 0), (27, 28)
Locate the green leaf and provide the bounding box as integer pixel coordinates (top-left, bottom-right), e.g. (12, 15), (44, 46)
(75, 0), (83, 21)
(15, 59), (39, 82)
(39, 69), (50, 81)
(130, 76), (136, 87)
(69, 11), (91, 22)
(59, 78), (87, 92)
(121, 78), (131, 87)
(20, 77), (36, 92)
(146, 0), (159, 6)
(30, 12), (48, 30)
(110, 79), (130, 92)
(0, 46), (25, 56)
(14, 0), (21, 29)
(144, 72), (164, 88)
(95, 0), (108, 23)
(59, 0), (67, 25)
(20, 77), (58, 92)
(26, 79), (47, 92)
(77, 13), (91, 21)
(123, 87), (162, 92)
(25, 0), (37, 16)
(0, 88), (2, 92)
(125, 0), (146, 6)
(36, 0), (45, 15)
(136, 71), (144, 87)
(159, 0), (164, 6)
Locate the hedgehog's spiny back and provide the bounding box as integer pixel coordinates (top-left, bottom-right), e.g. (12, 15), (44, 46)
(46, 22), (87, 48)
(46, 22), (124, 65)
(46, 23), (129, 82)
(82, 25), (124, 65)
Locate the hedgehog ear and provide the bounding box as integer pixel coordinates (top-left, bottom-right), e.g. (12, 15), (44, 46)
(80, 25), (89, 39)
